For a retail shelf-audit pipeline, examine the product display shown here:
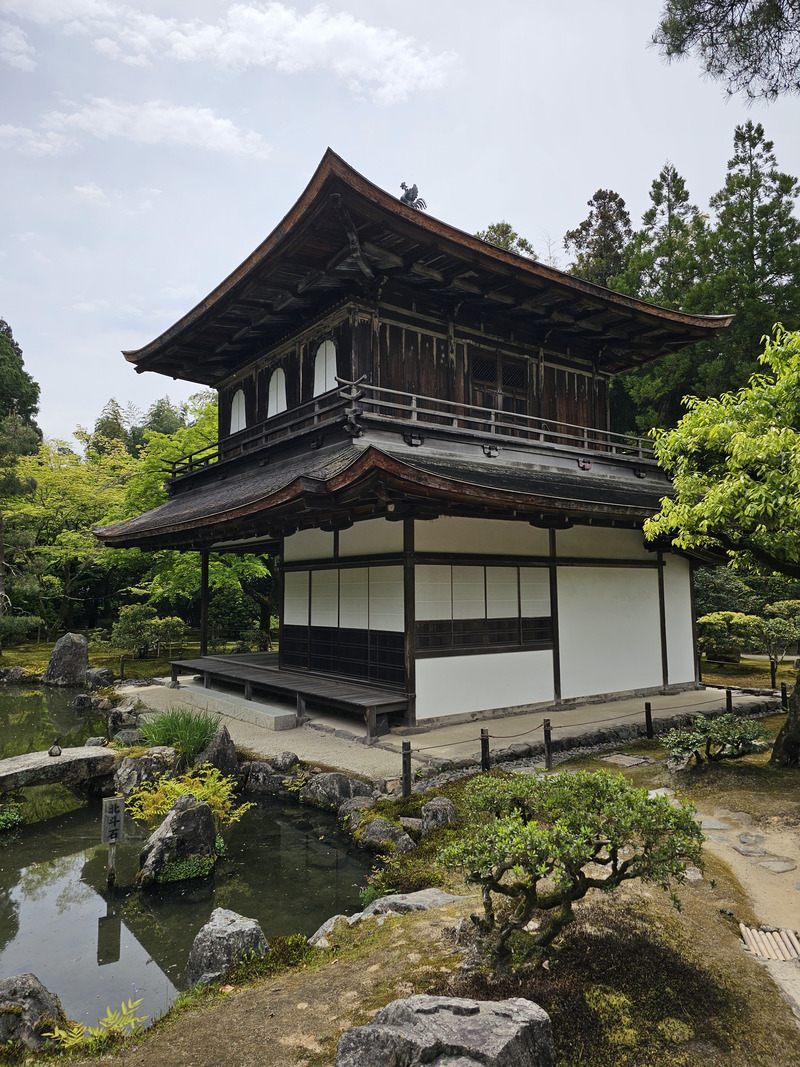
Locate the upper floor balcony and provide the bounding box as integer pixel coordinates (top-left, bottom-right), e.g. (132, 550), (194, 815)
(165, 378), (656, 488)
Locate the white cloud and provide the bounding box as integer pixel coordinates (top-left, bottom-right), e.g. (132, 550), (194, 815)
(1, 1), (455, 103)
(73, 181), (111, 205)
(2, 99), (271, 157)
(0, 20), (36, 69)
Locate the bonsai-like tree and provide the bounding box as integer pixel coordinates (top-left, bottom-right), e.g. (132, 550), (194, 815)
(437, 771), (703, 973)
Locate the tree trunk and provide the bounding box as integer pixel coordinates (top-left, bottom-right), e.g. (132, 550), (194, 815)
(770, 670), (800, 766)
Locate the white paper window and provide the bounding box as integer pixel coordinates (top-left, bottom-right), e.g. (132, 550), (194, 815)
(452, 566), (486, 620)
(415, 565), (452, 621)
(229, 388), (246, 434)
(267, 368), (287, 417)
(339, 568), (369, 629)
(369, 566), (404, 632)
(520, 568), (551, 616)
(313, 339), (338, 396)
(486, 567), (519, 619)
(283, 571), (309, 626)
(311, 569), (339, 627)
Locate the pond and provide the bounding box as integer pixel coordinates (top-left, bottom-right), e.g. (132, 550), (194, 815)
(0, 688), (373, 1027)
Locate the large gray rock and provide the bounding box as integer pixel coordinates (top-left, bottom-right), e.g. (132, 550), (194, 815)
(0, 666), (27, 684)
(86, 667), (115, 689)
(0, 747), (115, 793)
(301, 772), (372, 810)
(184, 908), (268, 988)
(138, 795), (218, 887)
(335, 995), (556, 1066)
(246, 761), (291, 797)
(193, 724), (238, 778)
(338, 795), (375, 831)
(41, 632), (89, 687)
(359, 888), (464, 919)
(271, 750), (300, 773)
(0, 973), (68, 1049)
(359, 817), (416, 855)
(421, 797), (458, 835)
(114, 745), (179, 796)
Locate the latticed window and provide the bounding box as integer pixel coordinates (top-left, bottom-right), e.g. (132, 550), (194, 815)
(470, 353), (528, 415)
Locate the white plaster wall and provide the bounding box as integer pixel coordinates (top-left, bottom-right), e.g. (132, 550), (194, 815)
(283, 528), (334, 562)
(415, 517), (549, 556)
(339, 518), (403, 558)
(415, 650), (554, 720)
(283, 571), (309, 626)
(555, 526), (651, 561)
(557, 567), (662, 699)
(663, 555), (696, 684)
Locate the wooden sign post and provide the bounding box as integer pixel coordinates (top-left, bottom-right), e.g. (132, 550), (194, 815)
(101, 796), (125, 887)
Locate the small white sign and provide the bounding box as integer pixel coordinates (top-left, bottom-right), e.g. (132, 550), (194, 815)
(101, 796), (125, 844)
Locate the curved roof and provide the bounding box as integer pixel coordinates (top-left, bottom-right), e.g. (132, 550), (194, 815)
(125, 149), (732, 385)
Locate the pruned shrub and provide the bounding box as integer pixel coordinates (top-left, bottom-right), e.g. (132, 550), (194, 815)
(664, 713), (767, 764)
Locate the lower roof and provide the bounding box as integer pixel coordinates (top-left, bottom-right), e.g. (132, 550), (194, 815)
(95, 441), (670, 551)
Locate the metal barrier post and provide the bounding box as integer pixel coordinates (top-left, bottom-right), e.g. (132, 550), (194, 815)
(644, 701), (653, 739)
(782, 682), (789, 710)
(402, 740), (412, 798)
(480, 728), (490, 772)
(726, 688), (733, 713)
(543, 718), (552, 771)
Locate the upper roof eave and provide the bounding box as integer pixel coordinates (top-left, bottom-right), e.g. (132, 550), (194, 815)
(123, 148), (733, 375)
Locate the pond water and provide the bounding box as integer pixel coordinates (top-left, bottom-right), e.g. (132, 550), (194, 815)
(0, 689), (373, 1027)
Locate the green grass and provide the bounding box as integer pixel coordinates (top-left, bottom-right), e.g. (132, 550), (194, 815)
(139, 708), (221, 762)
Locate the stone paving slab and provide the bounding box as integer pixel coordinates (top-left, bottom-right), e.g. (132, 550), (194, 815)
(0, 747), (115, 792)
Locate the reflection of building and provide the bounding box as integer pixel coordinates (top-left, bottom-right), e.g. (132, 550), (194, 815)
(97, 151), (731, 735)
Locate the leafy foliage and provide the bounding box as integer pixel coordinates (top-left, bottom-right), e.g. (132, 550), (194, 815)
(0, 319), (39, 425)
(653, 0), (800, 100)
(0, 803), (22, 832)
(125, 765), (253, 832)
(111, 604), (186, 656)
(139, 707), (221, 762)
(663, 712), (767, 763)
(646, 327), (800, 578)
(696, 611), (758, 659)
(564, 190), (633, 286)
(45, 998), (146, 1050)
(436, 771), (703, 971)
(475, 221), (536, 258)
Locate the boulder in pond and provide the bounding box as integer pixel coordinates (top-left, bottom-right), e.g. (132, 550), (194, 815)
(334, 994), (556, 1067)
(193, 724), (238, 778)
(41, 633), (89, 687)
(0, 973), (68, 1050)
(271, 750), (300, 773)
(0, 666), (27, 685)
(246, 761), (291, 797)
(114, 745), (179, 796)
(184, 908), (268, 988)
(86, 667), (115, 689)
(301, 772), (372, 810)
(138, 794), (218, 887)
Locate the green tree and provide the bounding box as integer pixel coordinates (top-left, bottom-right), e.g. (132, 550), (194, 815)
(563, 190), (633, 287)
(475, 221), (536, 258)
(0, 415), (40, 647)
(644, 326), (800, 764)
(437, 771), (703, 973)
(653, 0), (800, 100)
(696, 121), (800, 397)
(615, 163), (709, 431)
(0, 319), (39, 426)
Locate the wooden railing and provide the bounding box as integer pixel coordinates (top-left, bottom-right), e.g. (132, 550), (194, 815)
(167, 379), (653, 482)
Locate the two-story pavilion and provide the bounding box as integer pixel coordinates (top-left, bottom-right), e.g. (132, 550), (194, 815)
(96, 150), (731, 735)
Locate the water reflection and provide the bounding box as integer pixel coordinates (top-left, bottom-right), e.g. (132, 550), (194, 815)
(0, 800), (371, 1026)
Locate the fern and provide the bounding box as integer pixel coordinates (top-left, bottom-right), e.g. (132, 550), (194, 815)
(45, 998), (147, 1050)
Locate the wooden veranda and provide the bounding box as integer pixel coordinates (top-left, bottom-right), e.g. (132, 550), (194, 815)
(169, 652), (409, 737)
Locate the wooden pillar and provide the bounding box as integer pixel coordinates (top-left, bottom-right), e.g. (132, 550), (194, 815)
(200, 549), (209, 657)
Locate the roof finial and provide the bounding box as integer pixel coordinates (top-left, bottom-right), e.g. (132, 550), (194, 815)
(400, 182), (427, 211)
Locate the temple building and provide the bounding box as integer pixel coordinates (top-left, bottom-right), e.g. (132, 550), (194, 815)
(96, 150), (731, 735)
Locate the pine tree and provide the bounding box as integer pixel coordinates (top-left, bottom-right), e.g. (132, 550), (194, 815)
(0, 319), (39, 426)
(563, 190), (633, 287)
(697, 120), (800, 396)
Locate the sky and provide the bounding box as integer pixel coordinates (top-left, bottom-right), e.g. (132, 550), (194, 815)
(2, 0), (799, 445)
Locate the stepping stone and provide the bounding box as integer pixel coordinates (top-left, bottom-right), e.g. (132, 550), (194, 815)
(699, 816), (729, 830)
(706, 833), (732, 844)
(733, 844), (769, 857)
(648, 788), (674, 798)
(738, 833), (765, 846)
(683, 866), (703, 882)
(758, 859), (797, 874)
(601, 754), (652, 767)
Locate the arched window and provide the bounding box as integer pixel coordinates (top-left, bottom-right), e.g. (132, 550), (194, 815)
(229, 388), (246, 434)
(267, 367), (287, 418)
(313, 339), (337, 397)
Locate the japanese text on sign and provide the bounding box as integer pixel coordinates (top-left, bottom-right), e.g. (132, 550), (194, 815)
(101, 796), (125, 844)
